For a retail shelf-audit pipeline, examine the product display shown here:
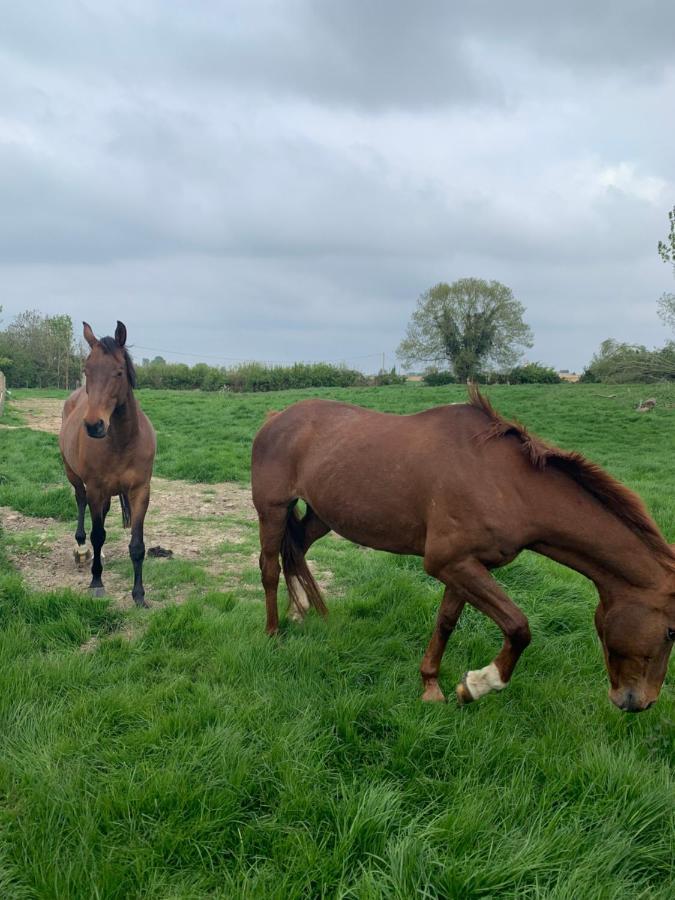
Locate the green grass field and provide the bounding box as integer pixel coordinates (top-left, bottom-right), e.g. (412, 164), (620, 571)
(0, 384), (673, 898)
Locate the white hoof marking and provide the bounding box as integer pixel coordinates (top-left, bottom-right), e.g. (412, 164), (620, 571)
(288, 577), (310, 622)
(464, 663), (506, 701)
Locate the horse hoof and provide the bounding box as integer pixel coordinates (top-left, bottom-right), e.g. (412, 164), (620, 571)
(421, 682), (446, 703)
(134, 597), (150, 609)
(91, 586), (106, 598)
(73, 546), (91, 567)
(456, 673), (475, 705)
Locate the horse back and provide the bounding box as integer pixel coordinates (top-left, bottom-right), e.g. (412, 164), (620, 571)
(252, 399), (534, 557)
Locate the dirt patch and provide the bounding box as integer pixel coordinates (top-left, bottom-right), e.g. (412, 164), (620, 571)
(0, 393), (258, 606)
(10, 397), (65, 434)
(0, 482), (254, 609)
(0, 395), (332, 613)
(1, 505), (130, 603)
(150, 477), (256, 528)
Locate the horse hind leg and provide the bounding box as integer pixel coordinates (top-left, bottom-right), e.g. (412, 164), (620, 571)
(258, 506), (288, 635)
(286, 503), (330, 623)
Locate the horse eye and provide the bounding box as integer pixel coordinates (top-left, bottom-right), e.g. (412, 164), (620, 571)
(668, 628), (675, 642)
(116, 370), (124, 377)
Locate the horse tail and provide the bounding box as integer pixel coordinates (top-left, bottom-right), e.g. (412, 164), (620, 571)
(281, 506), (328, 618)
(120, 493), (131, 529)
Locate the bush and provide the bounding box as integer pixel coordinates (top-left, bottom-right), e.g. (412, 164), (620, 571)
(423, 369), (458, 386)
(370, 368), (406, 386)
(135, 360), (369, 392)
(504, 363), (561, 384)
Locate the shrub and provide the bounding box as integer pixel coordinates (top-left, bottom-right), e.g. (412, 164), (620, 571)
(505, 363), (561, 384)
(370, 368), (406, 386)
(423, 369), (458, 386)
(135, 360), (369, 392)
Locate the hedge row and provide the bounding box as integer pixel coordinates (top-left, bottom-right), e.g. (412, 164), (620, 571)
(135, 361), (405, 392)
(423, 362), (561, 386)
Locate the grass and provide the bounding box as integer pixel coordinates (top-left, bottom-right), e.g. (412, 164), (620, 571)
(0, 385), (673, 897)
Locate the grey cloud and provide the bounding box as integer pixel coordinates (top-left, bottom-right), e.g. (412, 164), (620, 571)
(0, 2), (673, 377)
(5, 2), (673, 112)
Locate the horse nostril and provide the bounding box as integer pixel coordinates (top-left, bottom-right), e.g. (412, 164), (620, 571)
(619, 690), (650, 713)
(84, 419), (106, 438)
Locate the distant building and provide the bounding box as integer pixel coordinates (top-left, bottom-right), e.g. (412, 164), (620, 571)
(558, 370), (580, 383)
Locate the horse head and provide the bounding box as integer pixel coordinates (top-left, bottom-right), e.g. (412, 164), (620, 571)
(81, 321), (136, 439)
(594, 572), (675, 712)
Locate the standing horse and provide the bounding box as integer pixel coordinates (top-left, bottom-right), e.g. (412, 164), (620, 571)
(59, 321), (156, 606)
(252, 388), (675, 712)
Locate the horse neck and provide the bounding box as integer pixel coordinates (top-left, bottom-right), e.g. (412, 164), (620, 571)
(109, 389), (140, 444)
(529, 471), (669, 596)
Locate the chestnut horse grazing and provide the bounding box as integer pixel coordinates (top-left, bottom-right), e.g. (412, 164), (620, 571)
(59, 321), (156, 606)
(252, 388), (675, 712)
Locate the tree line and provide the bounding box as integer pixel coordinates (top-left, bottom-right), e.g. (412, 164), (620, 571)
(1, 205), (673, 392)
(0, 311), (405, 392)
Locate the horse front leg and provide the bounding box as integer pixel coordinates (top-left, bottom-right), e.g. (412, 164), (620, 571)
(448, 559), (531, 704)
(419, 587), (466, 702)
(127, 484), (150, 608)
(88, 495), (109, 597)
(74, 486), (88, 561)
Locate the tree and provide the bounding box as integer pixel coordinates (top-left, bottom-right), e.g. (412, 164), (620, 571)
(0, 310), (81, 388)
(582, 338), (675, 383)
(657, 293), (675, 331)
(658, 205), (675, 266)
(657, 206), (675, 333)
(397, 278), (533, 382)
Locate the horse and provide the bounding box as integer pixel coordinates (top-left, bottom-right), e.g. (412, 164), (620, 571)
(251, 387), (675, 713)
(59, 321), (156, 606)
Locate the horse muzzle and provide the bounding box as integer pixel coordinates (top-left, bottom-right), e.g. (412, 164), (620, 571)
(609, 687), (655, 713)
(84, 419), (108, 439)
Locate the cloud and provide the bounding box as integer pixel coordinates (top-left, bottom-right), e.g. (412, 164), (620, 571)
(0, 1), (673, 373)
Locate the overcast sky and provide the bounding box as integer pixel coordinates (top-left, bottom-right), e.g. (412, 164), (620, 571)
(1, 1), (674, 372)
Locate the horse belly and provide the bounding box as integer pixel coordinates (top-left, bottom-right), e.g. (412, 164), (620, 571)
(303, 485), (427, 556)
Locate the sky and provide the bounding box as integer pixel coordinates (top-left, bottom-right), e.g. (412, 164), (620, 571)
(1, 1), (674, 373)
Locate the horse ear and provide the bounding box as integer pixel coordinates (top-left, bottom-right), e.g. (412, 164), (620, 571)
(83, 322), (97, 348)
(115, 321), (127, 347)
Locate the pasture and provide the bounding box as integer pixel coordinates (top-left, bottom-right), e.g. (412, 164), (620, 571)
(0, 383), (673, 898)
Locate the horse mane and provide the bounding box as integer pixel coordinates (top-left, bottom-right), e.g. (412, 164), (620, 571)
(468, 384), (675, 565)
(99, 336), (137, 388)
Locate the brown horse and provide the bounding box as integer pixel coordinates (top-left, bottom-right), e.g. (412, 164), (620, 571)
(59, 321), (156, 606)
(252, 388), (675, 712)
